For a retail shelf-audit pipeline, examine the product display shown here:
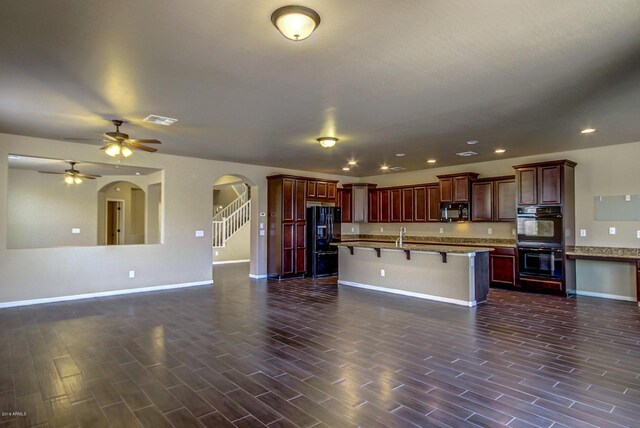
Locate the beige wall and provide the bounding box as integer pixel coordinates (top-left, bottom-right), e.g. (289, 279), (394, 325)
(358, 141), (640, 300)
(8, 169), (98, 248)
(0, 133), (350, 304)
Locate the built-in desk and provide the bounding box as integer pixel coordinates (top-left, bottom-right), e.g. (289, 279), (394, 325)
(332, 241), (493, 307)
(566, 247), (640, 306)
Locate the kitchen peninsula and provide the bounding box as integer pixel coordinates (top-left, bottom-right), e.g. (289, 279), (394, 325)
(333, 241), (493, 307)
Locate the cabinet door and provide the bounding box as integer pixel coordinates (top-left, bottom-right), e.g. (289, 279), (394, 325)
(368, 190), (379, 223)
(295, 180), (306, 221)
(413, 186), (427, 222)
(327, 183), (337, 201)
(538, 165), (561, 205)
(439, 178), (453, 203)
(490, 254), (516, 285)
(401, 188), (414, 222)
(427, 185), (440, 222)
(496, 179), (516, 221)
(517, 167), (537, 205)
(390, 189), (402, 222)
(282, 223), (295, 275)
(471, 181), (493, 221)
(338, 189), (352, 223)
(283, 178), (295, 221)
(379, 189), (390, 222)
(307, 181), (316, 198)
(316, 181), (328, 199)
(453, 176), (469, 202)
(295, 223), (306, 274)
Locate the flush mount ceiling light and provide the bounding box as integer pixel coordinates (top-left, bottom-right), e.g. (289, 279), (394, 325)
(342, 167), (350, 171)
(495, 149), (506, 153)
(348, 160), (357, 165)
(427, 159), (437, 163)
(271, 5), (321, 42)
(317, 136), (338, 148)
(466, 140), (479, 145)
(395, 153), (406, 157)
(380, 165), (389, 170)
(581, 128), (596, 134)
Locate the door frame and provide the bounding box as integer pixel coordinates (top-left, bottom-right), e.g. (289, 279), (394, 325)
(105, 198), (125, 245)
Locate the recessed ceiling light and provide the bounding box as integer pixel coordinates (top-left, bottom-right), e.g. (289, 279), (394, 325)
(135, 172), (141, 175)
(395, 153), (406, 157)
(342, 167), (350, 171)
(317, 137), (338, 148)
(348, 160), (357, 165)
(495, 149), (506, 154)
(581, 128), (596, 134)
(380, 165), (389, 170)
(8, 155), (21, 160)
(143, 114), (178, 126)
(466, 140), (479, 145)
(427, 159), (437, 163)
(456, 151), (478, 157)
(271, 5), (321, 42)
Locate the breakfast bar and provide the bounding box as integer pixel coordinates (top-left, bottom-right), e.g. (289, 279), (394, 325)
(333, 241), (493, 307)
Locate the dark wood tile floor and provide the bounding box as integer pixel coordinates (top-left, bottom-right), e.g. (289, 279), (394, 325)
(1, 263), (640, 427)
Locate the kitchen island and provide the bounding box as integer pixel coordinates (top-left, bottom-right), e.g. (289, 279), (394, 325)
(332, 241), (493, 307)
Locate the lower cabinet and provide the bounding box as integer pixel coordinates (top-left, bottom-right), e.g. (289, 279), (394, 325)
(489, 247), (517, 287)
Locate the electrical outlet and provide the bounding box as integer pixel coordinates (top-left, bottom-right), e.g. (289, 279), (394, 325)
(637, 230), (640, 239)
(625, 195), (631, 202)
(351, 227), (355, 232)
(580, 229), (587, 237)
(128, 270), (135, 279)
(439, 227), (444, 234)
(487, 228), (493, 235)
(609, 227), (616, 235)
(380, 269), (385, 277)
(71, 228), (80, 234)
(195, 230), (204, 237)
(380, 227), (384, 232)
(215, 251), (219, 256)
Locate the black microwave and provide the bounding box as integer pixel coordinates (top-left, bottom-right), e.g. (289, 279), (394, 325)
(440, 202), (469, 222)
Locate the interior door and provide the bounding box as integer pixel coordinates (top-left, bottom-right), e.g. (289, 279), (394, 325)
(106, 200), (123, 245)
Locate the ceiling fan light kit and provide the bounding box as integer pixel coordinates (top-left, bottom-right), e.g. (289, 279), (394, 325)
(99, 119), (161, 158)
(317, 136), (338, 148)
(39, 161), (101, 185)
(271, 5), (321, 41)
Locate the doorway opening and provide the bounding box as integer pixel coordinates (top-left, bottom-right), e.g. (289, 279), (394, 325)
(106, 199), (124, 245)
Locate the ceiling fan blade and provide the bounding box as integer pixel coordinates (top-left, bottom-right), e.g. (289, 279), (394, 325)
(130, 142), (158, 152)
(100, 144), (110, 150)
(99, 132), (118, 141)
(63, 137), (100, 141)
(38, 171), (65, 175)
(129, 139), (161, 144)
(77, 174), (100, 179)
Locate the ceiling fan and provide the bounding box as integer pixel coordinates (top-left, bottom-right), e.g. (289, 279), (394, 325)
(100, 120), (161, 157)
(38, 161), (101, 185)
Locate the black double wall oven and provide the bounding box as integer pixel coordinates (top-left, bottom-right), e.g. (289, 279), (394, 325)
(516, 206), (564, 280)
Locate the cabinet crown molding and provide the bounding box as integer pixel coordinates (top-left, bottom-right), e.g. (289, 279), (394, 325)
(512, 159), (577, 169)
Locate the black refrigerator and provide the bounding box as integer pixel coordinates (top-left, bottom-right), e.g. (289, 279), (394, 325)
(307, 206), (341, 277)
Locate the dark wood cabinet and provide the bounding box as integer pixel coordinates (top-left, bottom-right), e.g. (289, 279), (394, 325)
(306, 179), (339, 203)
(295, 179), (306, 221)
(379, 189), (390, 223)
(368, 190), (379, 222)
(390, 189), (402, 222)
(489, 247), (517, 287)
(337, 188), (352, 223)
(427, 184), (440, 222)
(401, 188), (414, 222)
(327, 182), (337, 200)
(413, 186), (427, 222)
(471, 176), (516, 222)
(306, 181), (316, 199)
(316, 181), (328, 199)
(438, 173), (478, 203)
(515, 162), (571, 206)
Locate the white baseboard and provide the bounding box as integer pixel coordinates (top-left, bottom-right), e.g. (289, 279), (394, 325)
(0, 280), (213, 309)
(575, 290), (636, 302)
(212, 259), (250, 265)
(249, 274), (268, 279)
(338, 280), (475, 307)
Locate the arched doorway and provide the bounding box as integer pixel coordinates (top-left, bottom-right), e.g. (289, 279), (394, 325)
(97, 181), (148, 245)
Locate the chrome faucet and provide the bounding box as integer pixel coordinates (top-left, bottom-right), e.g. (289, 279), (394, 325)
(395, 227), (406, 248)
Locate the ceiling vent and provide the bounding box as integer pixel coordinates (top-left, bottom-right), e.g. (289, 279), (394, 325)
(456, 151), (478, 157)
(143, 115), (178, 126)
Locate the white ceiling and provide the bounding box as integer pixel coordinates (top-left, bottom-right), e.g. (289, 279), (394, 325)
(8, 155), (160, 176)
(1, 1), (639, 176)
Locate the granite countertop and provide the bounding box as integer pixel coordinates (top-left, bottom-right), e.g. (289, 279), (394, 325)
(337, 234), (516, 248)
(332, 241), (494, 254)
(566, 246), (640, 260)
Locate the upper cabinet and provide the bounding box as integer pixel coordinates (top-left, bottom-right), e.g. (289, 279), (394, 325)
(306, 179), (338, 203)
(513, 160), (576, 206)
(471, 176), (516, 222)
(337, 188), (352, 223)
(437, 173), (479, 203)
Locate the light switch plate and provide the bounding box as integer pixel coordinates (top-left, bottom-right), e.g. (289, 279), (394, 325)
(215, 251), (219, 256)
(128, 270), (135, 278)
(625, 195), (631, 202)
(259, 230), (265, 236)
(72, 228), (80, 234)
(637, 230), (640, 239)
(195, 230), (205, 237)
(351, 227), (355, 232)
(487, 228), (493, 235)
(609, 227), (616, 235)
(259, 222), (264, 229)
(380, 227), (384, 232)
(580, 229), (587, 237)
(380, 269), (385, 277)
(439, 227), (444, 234)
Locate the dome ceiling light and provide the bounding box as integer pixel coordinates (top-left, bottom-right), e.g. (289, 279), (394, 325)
(317, 136), (338, 148)
(271, 5), (321, 42)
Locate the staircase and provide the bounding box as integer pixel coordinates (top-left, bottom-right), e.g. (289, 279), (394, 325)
(212, 185), (250, 248)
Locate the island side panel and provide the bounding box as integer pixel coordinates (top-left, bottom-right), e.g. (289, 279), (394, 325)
(474, 252), (490, 303)
(337, 247), (475, 305)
